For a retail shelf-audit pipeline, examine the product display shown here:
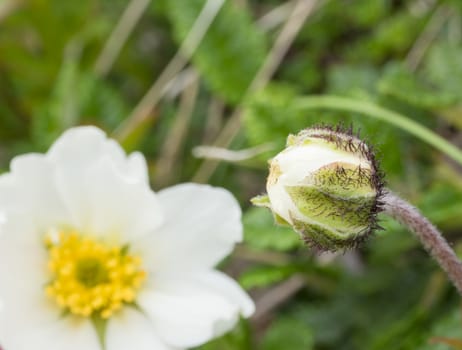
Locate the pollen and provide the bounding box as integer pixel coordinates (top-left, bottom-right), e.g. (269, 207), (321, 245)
(45, 231), (146, 319)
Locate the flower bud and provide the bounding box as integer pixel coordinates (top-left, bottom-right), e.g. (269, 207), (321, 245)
(252, 126), (384, 251)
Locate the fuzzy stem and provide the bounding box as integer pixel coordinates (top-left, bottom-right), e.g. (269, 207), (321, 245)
(383, 191), (462, 295)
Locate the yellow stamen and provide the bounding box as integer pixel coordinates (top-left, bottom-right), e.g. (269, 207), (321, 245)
(45, 231), (146, 319)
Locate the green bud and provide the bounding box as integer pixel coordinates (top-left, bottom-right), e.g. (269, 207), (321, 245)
(252, 126), (384, 251)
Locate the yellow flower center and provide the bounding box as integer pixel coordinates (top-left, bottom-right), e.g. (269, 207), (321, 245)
(45, 231), (146, 319)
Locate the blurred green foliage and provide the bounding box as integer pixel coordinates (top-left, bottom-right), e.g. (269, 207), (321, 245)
(2, 0), (462, 349)
(166, 0), (267, 104)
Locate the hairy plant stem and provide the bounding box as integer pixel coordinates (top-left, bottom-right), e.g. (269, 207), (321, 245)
(383, 191), (462, 295)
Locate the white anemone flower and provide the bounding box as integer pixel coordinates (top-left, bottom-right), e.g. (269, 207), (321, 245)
(0, 126), (254, 350)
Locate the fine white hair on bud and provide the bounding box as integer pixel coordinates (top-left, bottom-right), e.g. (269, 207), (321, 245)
(252, 125), (384, 251)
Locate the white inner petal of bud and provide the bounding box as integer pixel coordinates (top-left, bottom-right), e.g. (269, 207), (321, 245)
(267, 144), (372, 225)
(276, 144), (371, 184)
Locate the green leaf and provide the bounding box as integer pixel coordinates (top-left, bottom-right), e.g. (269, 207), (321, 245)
(327, 64), (380, 98)
(166, 0), (267, 104)
(194, 318), (252, 350)
(91, 314), (108, 350)
(78, 72), (129, 130)
(32, 44), (82, 149)
(418, 181), (462, 231)
(261, 316), (315, 350)
(242, 83), (310, 161)
(32, 66), (129, 150)
(240, 265), (298, 289)
(346, 11), (426, 63)
(419, 306), (462, 350)
(424, 44), (462, 100)
(250, 194), (270, 208)
(378, 63), (457, 109)
(244, 207), (301, 252)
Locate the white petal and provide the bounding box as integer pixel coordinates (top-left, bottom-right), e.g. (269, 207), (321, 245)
(136, 183), (242, 273)
(0, 232), (99, 350)
(126, 151), (149, 183)
(266, 162), (299, 224)
(275, 144), (370, 185)
(41, 126), (162, 241)
(69, 157), (163, 241)
(106, 308), (178, 350)
(0, 224), (60, 343)
(193, 270), (255, 318)
(0, 244), (98, 350)
(47, 127), (153, 231)
(47, 127), (134, 180)
(0, 154), (71, 232)
(138, 271), (253, 348)
(1, 316), (100, 350)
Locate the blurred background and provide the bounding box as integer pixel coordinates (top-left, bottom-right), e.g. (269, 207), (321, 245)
(1, 0), (462, 348)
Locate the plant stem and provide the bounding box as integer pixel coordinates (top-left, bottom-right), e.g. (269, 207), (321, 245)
(293, 95), (462, 167)
(112, 0), (225, 143)
(93, 0), (151, 78)
(192, 0), (320, 183)
(383, 190), (462, 295)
